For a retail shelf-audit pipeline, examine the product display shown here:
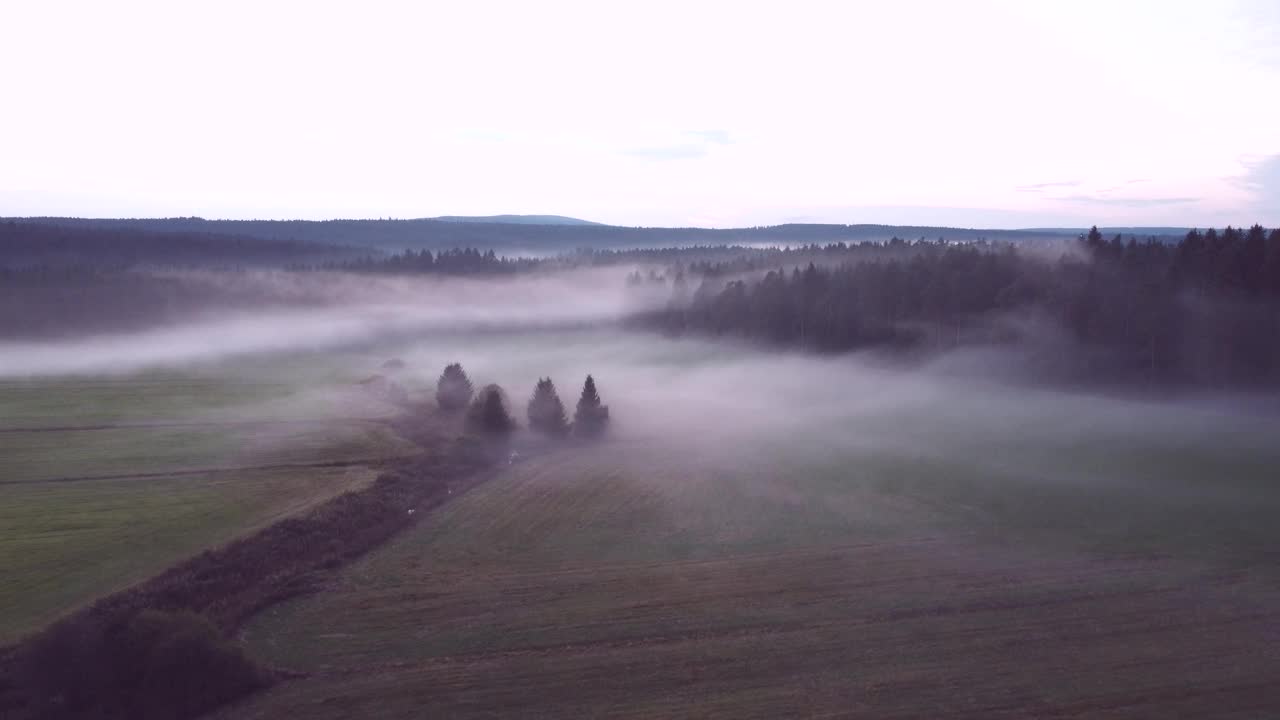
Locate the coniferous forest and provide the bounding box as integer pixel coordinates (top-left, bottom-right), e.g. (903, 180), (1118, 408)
(641, 225), (1280, 387)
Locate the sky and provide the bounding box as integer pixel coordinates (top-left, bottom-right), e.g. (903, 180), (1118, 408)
(1, 0), (1278, 228)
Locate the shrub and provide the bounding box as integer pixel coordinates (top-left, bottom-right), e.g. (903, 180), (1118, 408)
(19, 610), (269, 720)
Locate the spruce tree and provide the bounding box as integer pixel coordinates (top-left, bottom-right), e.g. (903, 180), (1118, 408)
(465, 384), (515, 436)
(573, 374), (609, 439)
(436, 363), (474, 411)
(527, 378), (569, 437)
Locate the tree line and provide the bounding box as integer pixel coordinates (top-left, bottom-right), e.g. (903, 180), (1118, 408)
(436, 363), (610, 439)
(641, 225), (1280, 387)
(0, 220), (358, 268)
(7, 216), (1089, 253)
(324, 247), (537, 275)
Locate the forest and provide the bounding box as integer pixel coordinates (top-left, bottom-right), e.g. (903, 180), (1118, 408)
(0, 220), (358, 268)
(5, 215), (1106, 253)
(641, 226), (1280, 387)
(4, 218), (1280, 720)
(3, 219), (1278, 388)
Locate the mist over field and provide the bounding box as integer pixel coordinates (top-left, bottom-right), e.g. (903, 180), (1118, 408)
(0, 268), (669, 377)
(5, 226), (1280, 720)
(7, 0), (1280, 713)
(6, 239), (1280, 720)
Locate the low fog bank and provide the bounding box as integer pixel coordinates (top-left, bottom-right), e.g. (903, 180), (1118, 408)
(0, 267), (668, 377)
(8, 313), (1279, 565)
(391, 328), (1280, 565)
(396, 328), (1280, 460)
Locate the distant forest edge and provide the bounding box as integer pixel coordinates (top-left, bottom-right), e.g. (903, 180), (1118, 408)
(4, 217), (1280, 390)
(636, 225), (1280, 387)
(0, 221), (364, 268)
(2, 216), (1157, 254)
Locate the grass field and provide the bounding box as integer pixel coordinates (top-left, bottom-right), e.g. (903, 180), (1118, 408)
(231, 414), (1280, 718)
(5, 329), (1280, 716)
(0, 354), (423, 644)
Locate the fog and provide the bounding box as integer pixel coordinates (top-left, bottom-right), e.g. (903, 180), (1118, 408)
(5, 266), (1278, 565)
(0, 268), (669, 377)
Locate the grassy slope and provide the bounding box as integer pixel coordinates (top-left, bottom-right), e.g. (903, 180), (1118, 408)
(231, 430), (1280, 718)
(0, 367), (421, 644)
(0, 466), (380, 644)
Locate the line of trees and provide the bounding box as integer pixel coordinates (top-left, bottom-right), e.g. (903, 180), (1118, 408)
(7, 216), (1087, 253)
(0, 220), (358, 268)
(328, 247), (539, 275)
(642, 225), (1280, 387)
(436, 364), (610, 439)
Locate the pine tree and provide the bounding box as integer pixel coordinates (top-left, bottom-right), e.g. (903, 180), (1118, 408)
(1086, 225), (1105, 254)
(527, 378), (569, 437)
(573, 375), (609, 439)
(465, 384), (515, 436)
(436, 363), (474, 411)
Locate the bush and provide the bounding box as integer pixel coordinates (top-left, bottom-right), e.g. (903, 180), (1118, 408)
(19, 610), (269, 720)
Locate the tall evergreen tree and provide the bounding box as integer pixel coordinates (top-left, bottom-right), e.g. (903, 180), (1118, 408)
(436, 363), (474, 411)
(527, 378), (569, 437)
(573, 375), (610, 438)
(1085, 225), (1105, 253)
(465, 384), (515, 436)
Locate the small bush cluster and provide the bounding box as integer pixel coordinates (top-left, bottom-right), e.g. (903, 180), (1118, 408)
(20, 610), (268, 720)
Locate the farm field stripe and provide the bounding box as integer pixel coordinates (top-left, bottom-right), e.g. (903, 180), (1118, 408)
(0, 418), (390, 434)
(0, 459), (388, 486)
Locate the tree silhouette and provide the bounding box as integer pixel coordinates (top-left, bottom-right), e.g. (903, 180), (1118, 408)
(436, 363), (474, 411)
(466, 384), (516, 436)
(573, 375), (610, 438)
(527, 377), (569, 437)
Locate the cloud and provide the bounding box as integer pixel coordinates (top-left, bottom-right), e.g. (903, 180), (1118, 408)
(1233, 153), (1280, 221)
(624, 144), (710, 160)
(687, 129), (732, 145)
(624, 130), (733, 161)
(1058, 194), (1199, 208)
(1015, 180), (1082, 192)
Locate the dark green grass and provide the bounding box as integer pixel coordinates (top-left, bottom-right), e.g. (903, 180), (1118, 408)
(0, 465), (381, 644)
(0, 354), (423, 643)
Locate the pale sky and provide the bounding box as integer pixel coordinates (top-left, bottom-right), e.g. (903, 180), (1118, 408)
(2, 0), (1278, 228)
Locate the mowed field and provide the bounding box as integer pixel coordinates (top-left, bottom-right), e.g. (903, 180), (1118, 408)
(0, 360), (421, 644)
(232, 422), (1280, 719)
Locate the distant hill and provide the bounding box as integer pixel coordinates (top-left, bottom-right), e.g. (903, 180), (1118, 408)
(0, 220), (362, 268)
(4, 217), (1079, 254)
(1022, 227), (1192, 237)
(432, 214), (604, 226)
